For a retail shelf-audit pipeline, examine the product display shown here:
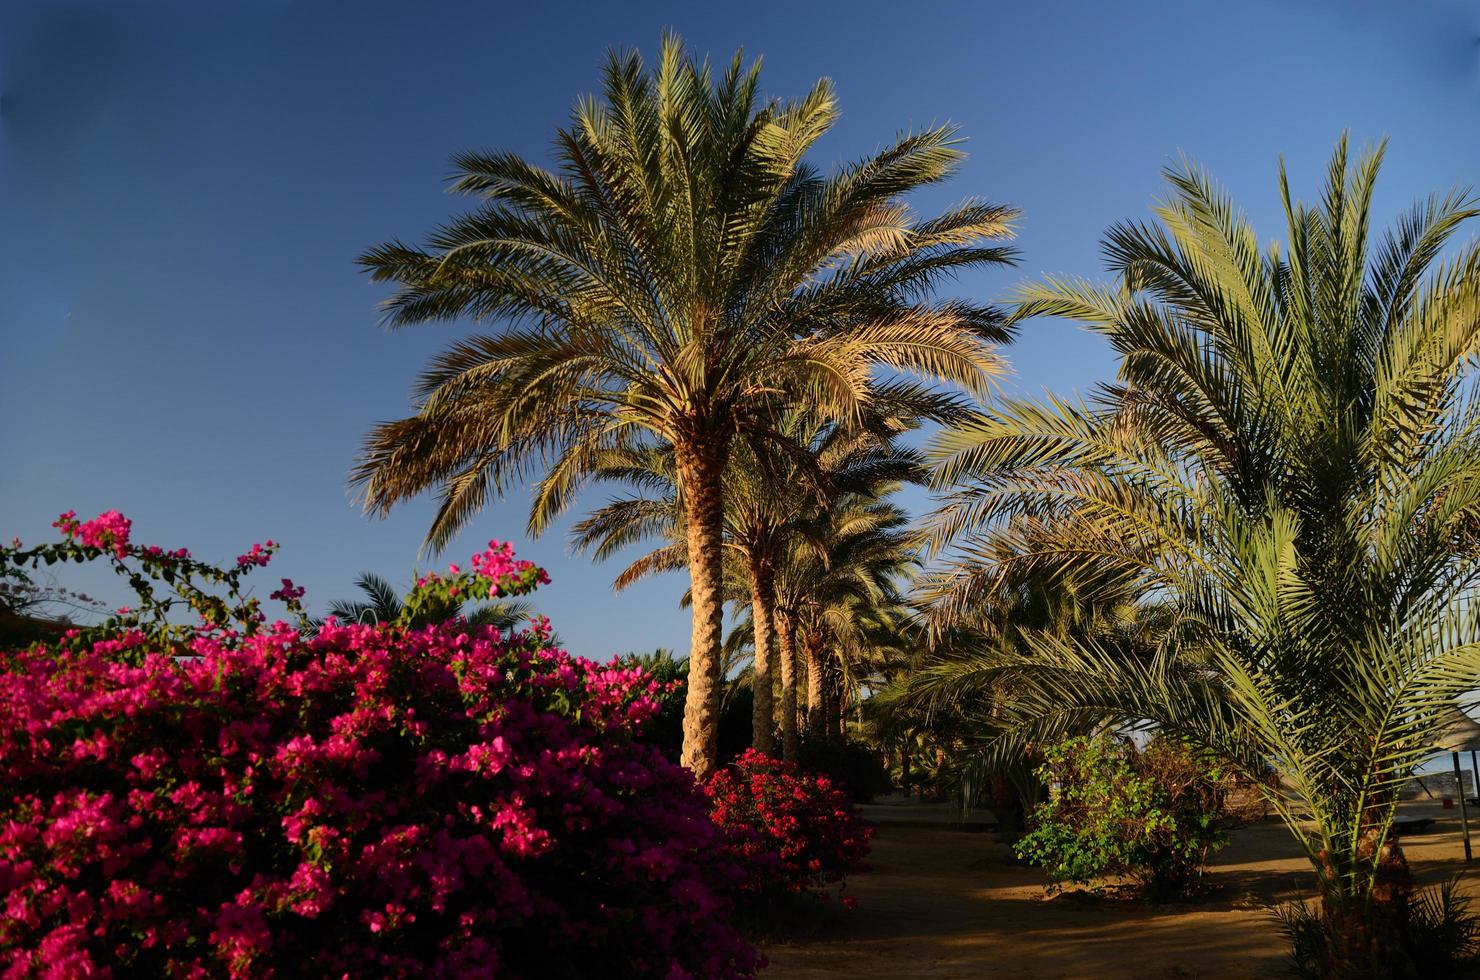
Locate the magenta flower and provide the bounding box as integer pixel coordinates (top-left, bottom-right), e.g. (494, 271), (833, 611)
(268, 579), (305, 603)
(55, 509), (132, 558)
(235, 543), (273, 569)
(0, 536), (760, 978)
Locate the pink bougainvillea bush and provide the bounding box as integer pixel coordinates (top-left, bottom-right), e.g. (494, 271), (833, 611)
(706, 750), (874, 906)
(0, 514), (759, 978)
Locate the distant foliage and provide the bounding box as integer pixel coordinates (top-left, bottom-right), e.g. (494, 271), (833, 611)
(798, 737), (893, 803)
(614, 652), (755, 767)
(0, 516), (759, 978)
(706, 750), (874, 906)
(1016, 735), (1233, 899)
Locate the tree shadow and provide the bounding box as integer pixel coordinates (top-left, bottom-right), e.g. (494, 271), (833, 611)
(758, 816), (1478, 979)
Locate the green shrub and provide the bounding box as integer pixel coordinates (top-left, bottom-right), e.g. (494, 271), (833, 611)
(1016, 735), (1232, 899)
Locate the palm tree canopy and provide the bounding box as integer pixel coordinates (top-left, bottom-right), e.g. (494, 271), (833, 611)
(569, 406), (928, 593)
(325, 571), (533, 631)
(352, 32), (1016, 550)
(918, 137), (1480, 892)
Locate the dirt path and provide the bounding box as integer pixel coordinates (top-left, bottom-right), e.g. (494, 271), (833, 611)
(759, 799), (1479, 979)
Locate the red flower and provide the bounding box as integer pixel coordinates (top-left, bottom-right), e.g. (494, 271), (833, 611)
(705, 750), (873, 905)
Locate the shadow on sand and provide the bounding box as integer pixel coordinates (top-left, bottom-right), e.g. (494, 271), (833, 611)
(757, 798), (1478, 979)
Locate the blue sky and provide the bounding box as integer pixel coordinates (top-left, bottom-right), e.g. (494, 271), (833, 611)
(3, 0), (1477, 659)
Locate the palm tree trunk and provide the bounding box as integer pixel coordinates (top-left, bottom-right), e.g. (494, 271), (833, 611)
(777, 611), (800, 762)
(826, 658), (843, 737)
(675, 436), (728, 780)
(748, 553), (777, 756)
(833, 665), (845, 738)
(1315, 797), (1416, 973)
(805, 628), (825, 734)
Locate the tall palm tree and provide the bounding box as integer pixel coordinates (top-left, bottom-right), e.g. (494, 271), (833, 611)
(572, 410), (926, 759)
(353, 34), (1015, 776)
(920, 138), (1480, 972)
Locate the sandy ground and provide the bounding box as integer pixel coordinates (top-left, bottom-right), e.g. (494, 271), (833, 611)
(758, 797), (1480, 979)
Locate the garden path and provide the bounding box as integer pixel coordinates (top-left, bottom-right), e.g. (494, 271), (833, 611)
(759, 797), (1478, 979)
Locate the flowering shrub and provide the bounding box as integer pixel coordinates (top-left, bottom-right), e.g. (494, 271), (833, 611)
(0, 514), (759, 978)
(706, 750), (873, 905)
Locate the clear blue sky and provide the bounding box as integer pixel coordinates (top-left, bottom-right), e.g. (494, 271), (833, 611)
(3, 0), (1477, 659)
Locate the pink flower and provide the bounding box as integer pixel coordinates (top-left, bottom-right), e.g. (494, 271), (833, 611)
(269, 579), (305, 602)
(0, 528), (760, 977)
(235, 543), (272, 569)
(57, 510), (133, 557)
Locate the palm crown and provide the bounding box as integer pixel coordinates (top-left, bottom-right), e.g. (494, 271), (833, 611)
(573, 407), (922, 759)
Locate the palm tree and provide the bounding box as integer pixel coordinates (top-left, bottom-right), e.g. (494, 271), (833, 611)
(778, 492), (916, 740)
(572, 410), (926, 759)
(920, 138), (1480, 972)
(324, 571), (533, 630)
(904, 518), (1164, 736)
(353, 34), (1016, 776)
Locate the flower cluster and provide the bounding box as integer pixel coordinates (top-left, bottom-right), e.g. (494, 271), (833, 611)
(400, 541), (549, 626)
(469, 541), (549, 594)
(706, 750), (873, 904)
(53, 510), (132, 558)
(0, 539), (759, 978)
(268, 579), (305, 603)
(235, 541), (276, 569)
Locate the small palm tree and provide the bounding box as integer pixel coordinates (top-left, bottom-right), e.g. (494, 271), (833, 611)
(324, 571), (532, 631)
(889, 527), (1171, 827)
(778, 492), (916, 740)
(921, 138), (1480, 972)
(353, 33), (1016, 776)
(573, 410), (925, 759)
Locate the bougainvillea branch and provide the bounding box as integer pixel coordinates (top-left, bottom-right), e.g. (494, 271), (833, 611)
(0, 511), (311, 655)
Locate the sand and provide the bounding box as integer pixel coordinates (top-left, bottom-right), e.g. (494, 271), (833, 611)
(757, 797), (1480, 979)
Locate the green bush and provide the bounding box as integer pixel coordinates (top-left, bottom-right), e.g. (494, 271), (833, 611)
(1016, 735), (1232, 899)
